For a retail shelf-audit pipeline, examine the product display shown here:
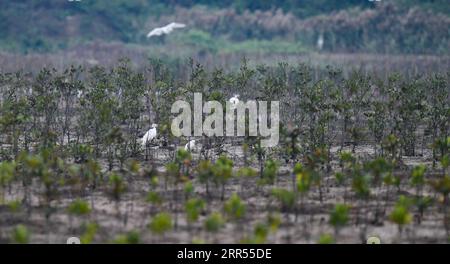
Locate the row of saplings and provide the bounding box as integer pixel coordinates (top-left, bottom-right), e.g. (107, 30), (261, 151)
(0, 136), (449, 243)
(0, 62), (448, 174)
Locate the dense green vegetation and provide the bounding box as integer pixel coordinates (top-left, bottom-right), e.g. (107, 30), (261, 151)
(0, 0), (448, 54)
(0, 59), (448, 243)
(170, 0), (450, 17)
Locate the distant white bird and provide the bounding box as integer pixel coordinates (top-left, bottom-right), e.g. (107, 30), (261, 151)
(147, 22), (186, 38)
(317, 34), (324, 51)
(142, 124), (158, 147)
(229, 94), (240, 106)
(184, 139), (196, 151)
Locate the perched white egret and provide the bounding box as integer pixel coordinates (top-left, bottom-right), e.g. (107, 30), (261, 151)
(147, 22), (186, 38)
(317, 34), (324, 51)
(184, 139), (196, 151)
(229, 94), (240, 106)
(142, 124), (158, 147)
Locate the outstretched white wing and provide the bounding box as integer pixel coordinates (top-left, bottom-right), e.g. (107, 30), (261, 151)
(147, 27), (164, 38)
(167, 22), (186, 29)
(147, 22), (186, 38)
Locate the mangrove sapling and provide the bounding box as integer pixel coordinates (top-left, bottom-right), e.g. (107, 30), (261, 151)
(292, 162), (303, 200)
(266, 212), (281, 236)
(317, 234), (335, 244)
(108, 173), (127, 219)
(382, 172), (396, 215)
(296, 169), (312, 229)
(114, 59), (146, 157)
(242, 143), (251, 167)
(165, 162), (180, 200)
(329, 204), (350, 242)
(83, 160), (102, 213)
(305, 148), (328, 204)
(212, 155), (233, 201)
(81, 67), (116, 159)
(397, 79), (426, 156)
(204, 212), (224, 243)
(142, 165), (159, 190)
(411, 165), (426, 199)
(367, 101), (388, 156)
(113, 230), (140, 244)
(259, 159), (278, 186)
(144, 188), (163, 227)
(255, 141), (267, 180)
(0, 160), (15, 204)
(224, 193), (246, 235)
(183, 180), (194, 200)
(127, 159), (141, 179)
(116, 137), (131, 171)
(7, 200), (22, 213)
(196, 160), (213, 199)
(11, 224), (30, 244)
(338, 152), (356, 204)
(104, 127), (125, 171)
(241, 222), (269, 244)
(426, 74), (449, 167)
(280, 126), (302, 165)
(168, 149), (192, 229)
(31, 68), (59, 149)
(430, 175), (450, 235)
(382, 134), (401, 166)
(236, 167), (257, 198)
(67, 199), (91, 231)
(0, 73), (30, 158)
(350, 162), (371, 240)
(175, 149), (192, 180)
(271, 188), (295, 220)
(149, 212), (173, 242)
(413, 196), (433, 226)
(253, 223), (270, 244)
(271, 188), (295, 242)
(122, 162), (139, 227)
(365, 157), (391, 222)
(185, 198), (205, 231)
(432, 137), (450, 174)
(146, 191), (163, 215)
(80, 222), (98, 244)
(31, 149), (61, 226)
(71, 143), (93, 165)
(54, 66), (83, 149)
(339, 71), (371, 153)
(389, 196), (413, 241)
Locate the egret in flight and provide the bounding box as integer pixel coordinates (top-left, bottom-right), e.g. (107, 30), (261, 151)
(147, 22), (186, 38)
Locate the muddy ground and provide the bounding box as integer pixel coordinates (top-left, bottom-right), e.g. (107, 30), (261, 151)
(0, 143), (448, 244)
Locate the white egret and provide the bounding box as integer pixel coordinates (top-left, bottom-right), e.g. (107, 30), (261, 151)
(229, 94), (240, 106)
(184, 139), (196, 151)
(147, 22), (186, 38)
(142, 124), (158, 147)
(317, 34), (324, 51)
